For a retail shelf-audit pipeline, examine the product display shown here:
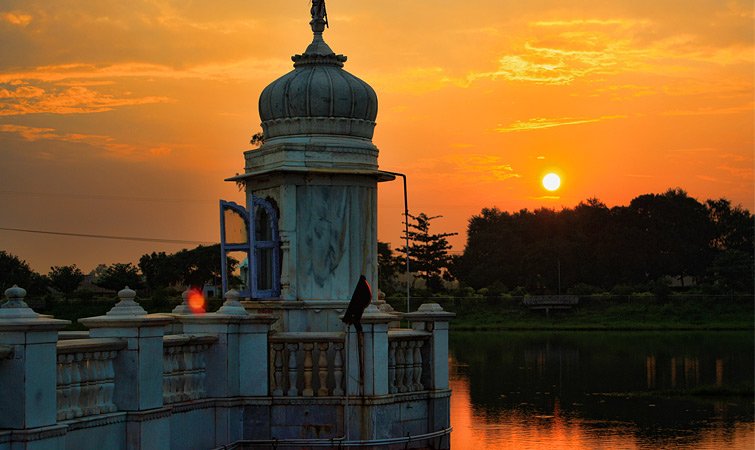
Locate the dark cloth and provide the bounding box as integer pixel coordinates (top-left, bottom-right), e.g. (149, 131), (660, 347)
(342, 275), (372, 332)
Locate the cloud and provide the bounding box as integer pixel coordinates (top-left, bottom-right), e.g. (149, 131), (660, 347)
(466, 15), (754, 88)
(408, 154), (521, 184)
(0, 82), (170, 116)
(662, 102), (754, 117)
(496, 115), (626, 133)
(0, 124), (173, 160)
(1, 11), (32, 26)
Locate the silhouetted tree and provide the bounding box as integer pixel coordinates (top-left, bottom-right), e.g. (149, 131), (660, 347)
(377, 241), (402, 294)
(48, 265), (85, 297)
(396, 213), (457, 291)
(250, 131), (265, 147)
(138, 244), (229, 291)
(139, 251), (181, 291)
(95, 263), (142, 291)
(0, 250), (48, 295)
(455, 189), (751, 294)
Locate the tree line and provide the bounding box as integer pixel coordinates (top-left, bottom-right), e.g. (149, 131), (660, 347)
(2, 188), (752, 299)
(452, 189), (753, 295)
(0, 244), (234, 298)
(380, 189), (753, 296)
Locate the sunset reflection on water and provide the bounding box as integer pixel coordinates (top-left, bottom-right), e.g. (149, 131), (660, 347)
(448, 332), (755, 450)
(450, 376), (754, 449)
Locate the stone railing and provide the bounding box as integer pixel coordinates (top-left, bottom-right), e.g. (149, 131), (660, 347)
(162, 334), (218, 404)
(268, 332), (345, 397)
(387, 329), (431, 394)
(56, 338), (127, 421)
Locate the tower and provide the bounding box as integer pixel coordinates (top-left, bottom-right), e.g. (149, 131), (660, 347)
(227, 1), (393, 331)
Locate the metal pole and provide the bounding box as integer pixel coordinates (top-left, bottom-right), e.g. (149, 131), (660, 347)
(381, 171), (411, 313)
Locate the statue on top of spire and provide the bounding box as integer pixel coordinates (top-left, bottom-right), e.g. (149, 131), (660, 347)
(310, 0), (328, 32)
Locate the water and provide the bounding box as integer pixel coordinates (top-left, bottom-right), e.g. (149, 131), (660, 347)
(449, 331), (754, 449)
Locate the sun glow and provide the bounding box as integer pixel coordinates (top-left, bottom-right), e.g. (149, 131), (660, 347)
(542, 173), (561, 191)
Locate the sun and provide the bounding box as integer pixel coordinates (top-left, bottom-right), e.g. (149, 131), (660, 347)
(542, 173), (561, 191)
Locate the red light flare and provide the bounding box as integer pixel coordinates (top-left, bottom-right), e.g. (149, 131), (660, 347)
(187, 288), (206, 313)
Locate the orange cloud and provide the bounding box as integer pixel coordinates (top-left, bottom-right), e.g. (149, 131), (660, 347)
(0, 82), (170, 116)
(497, 115), (626, 132)
(0, 124), (173, 160)
(1, 12), (32, 26)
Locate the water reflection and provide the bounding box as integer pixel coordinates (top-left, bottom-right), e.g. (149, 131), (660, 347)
(450, 331), (754, 449)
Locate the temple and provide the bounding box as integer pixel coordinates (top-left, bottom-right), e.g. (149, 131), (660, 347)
(0, 4), (453, 450)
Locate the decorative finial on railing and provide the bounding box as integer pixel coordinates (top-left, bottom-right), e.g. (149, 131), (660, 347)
(172, 288), (191, 314)
(217, 289), (248, 316)
(105, 286), (147, 316)
(0, 284), (38, 318)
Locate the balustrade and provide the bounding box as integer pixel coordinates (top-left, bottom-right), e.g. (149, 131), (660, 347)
(56, 338), (126, 421)
(269, 332), (344, 397)
(387, 330), (431, 394)
(163, 334), (217, 404)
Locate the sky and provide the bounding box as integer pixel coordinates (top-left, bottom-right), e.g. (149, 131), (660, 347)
(0, 0), (753, 273)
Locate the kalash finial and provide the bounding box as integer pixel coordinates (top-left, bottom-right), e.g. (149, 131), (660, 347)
(310, 0), (328, 33)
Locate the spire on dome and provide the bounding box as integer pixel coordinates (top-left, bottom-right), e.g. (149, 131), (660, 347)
(310, 0), (328, 32)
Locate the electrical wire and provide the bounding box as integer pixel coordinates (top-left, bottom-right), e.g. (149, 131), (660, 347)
(0, 227), (214, 245)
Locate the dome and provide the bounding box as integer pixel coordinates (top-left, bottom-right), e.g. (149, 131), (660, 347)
(258, 24), (378, 140)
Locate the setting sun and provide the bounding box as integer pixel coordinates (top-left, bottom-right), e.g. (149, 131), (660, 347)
(543, 173), (561, 192)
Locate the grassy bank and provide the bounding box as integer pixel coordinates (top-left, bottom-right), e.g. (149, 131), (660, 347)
(388, 294), (754, 331)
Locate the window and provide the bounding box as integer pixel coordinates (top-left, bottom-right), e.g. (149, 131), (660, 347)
(219, 195), (281, 299)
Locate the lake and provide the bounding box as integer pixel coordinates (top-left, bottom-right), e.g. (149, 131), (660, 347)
(449, 331), (754, 449)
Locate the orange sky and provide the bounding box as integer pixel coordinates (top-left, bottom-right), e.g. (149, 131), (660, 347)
(0, 0), (753, 273)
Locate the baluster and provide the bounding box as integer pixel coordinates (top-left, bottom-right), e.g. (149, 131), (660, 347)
(396, 341), (406, 393)
(92, 351), (105, 413)
(405, 341), (415, 392)
(286, 343), (299, 396)
(56, 354), (68, 421)
(332, 342), (344, 396)
(78, 352), (92, 416)
(197, 344), (208, 398)
(317, 342), (330, 396)
(302, 343), (314, 396)
(69, 354), (82, 418)
(104, 351), (116, 412)
(388, 341), (397, 394)
(184, 345), (194, 401)
(272, 343), (284, 396)
(162, 349), (169, 403)
(75, 354), (86, 416)
(164, 348), (173, 403)
(179, 346), (190, 402)
(413, 340), (424, 390)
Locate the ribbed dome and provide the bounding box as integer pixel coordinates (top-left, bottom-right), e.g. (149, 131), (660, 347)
(258, 31), (378, 140)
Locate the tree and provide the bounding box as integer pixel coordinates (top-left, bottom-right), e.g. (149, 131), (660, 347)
(0, 250), (48, 296)
(138, 244), (228, 291)
(250, 131), (265, 147)
(48, 265), (85, 297)
(396, 213), (457, 291)
(139, 251), (181, 291)
(95, 263), (142, 291)
(377, 241), (402, 294)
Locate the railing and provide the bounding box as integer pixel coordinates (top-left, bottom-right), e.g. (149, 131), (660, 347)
(387, 329), (431, 394)
(268, 332), (345, 397)
(56, 338), (126, 421)
(163, 334), (217, 404)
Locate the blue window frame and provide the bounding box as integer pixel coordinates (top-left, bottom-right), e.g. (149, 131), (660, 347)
(219, 195), (281, 299)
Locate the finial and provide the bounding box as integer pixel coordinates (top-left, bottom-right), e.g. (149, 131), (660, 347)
(1, 284), (38, 318)
(217, 289), (248, 316)
(106, 286), (147, 316)
(310, 0), (328, 33)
